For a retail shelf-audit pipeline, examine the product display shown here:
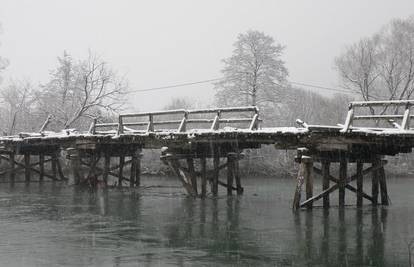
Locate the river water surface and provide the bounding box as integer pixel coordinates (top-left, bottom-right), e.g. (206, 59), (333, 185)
(0, 176), (413, 266)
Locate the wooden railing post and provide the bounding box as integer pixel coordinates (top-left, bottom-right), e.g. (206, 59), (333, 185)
(117, 115), (124, 135)
(340, 104), (354, 133)
(88, 118), (97, 134)
(39, 115), (52, 133)
(178, 112), (188, 132)
(147, 114), (154, 132)
(211, 111), (221, 131)
(249, 114), (260, 130)
(401, 104), (411, 130)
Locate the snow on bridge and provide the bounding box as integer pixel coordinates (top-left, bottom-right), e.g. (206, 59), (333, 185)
(0, 100), (413, 209)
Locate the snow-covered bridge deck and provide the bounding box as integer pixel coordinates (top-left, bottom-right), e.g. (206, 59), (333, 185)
(0, 100), (413, 209)
(1, 123), (413, 157)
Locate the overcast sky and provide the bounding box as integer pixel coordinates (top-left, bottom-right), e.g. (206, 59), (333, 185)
(1, 0), (414, 111)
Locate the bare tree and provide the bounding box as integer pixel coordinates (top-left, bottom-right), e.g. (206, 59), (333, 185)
(0, 23), (9, 85)
(0, 80), (38, 135)
(215, 30), (288, 108)
(335, 16), (414, 103)
(38, 51), (128, 129)
(335, 38), (380, 101)
(377, 18), (414, 101)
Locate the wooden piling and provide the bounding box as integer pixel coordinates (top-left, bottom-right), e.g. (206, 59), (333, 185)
(56, 157), (66, 181)
(103, 154), (110, 186)
(212, 148), (220, 196)
(226, 154), (234, 196)
(24, 153), (30, 182)
(9, 152), (15, 183)
(130, 155), (136, 188)
(339, 160), (347, 207)
(39, 153), (45, 182)
(118, 156), (125, 187)
(293, 159), (305, 211)
(372, 161), (379, 206)
(135, 151), (141, 187)
(200, 157), (207, 197)
(187, 158), (198, 195)
(356, 162), (363, 207)
(51, 153), (57, 179)
(88, 153), (99, 186)
(72, 152), (82, 185)
(321, 161), (330, 208)
(234, 153), (243, 195)
(303, 156), (313, 209)
(378, 166), (389, 205)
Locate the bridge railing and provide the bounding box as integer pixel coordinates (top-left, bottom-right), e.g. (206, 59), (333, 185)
(89, 106), (261, 135)
(341, 100), (414, 132)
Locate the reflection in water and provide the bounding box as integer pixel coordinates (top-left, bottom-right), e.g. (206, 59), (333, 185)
(294, 207), (390, 266)
(0, 178), (412, 266)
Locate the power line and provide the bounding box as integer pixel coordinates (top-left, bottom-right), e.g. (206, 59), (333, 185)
(127, 78), (221, 93)
(289, 81), (356, 95)
(127, 77), (359, 95)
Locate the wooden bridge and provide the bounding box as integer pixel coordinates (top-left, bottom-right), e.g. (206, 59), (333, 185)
(0, 100), (413, 210)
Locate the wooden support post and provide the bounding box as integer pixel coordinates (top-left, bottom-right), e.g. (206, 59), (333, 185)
(56, 156), (66, 181)
(356, 162), (363, 207)
(303, 156), (313, 209)
(103, 154), (110, 186)
(118, 156), (125, 187)
(200, 157), (207, 197)
(226, 154), (234, 196)
(24, 153), (30, 183)
(9, 152), (15, 183)
(187, 158), (198, 195)
(372, 161), (379, 206)
(234, 153), (243, 195)
(378, 166), (389, 205)
(130, 155), (136, 188)
(39, 153), (45, 182)
(51, 153), (57, 179)
(212, 148), (220, 196)
(135, 152), (141, 187)
(321, 161), (330, 208)
(89, 154), (98, 186)
(339, 160), (347, 207)
(72, 152), (82, 185)
(293, 159), (305, 211)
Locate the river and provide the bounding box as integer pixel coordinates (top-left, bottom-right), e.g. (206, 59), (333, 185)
(0, 176), (413, 266)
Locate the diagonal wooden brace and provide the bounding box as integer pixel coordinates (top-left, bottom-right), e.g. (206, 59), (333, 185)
(301, 163), (386, 207)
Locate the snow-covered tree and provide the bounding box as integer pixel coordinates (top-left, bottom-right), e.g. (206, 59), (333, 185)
(335, 16), (414, 102)
(215, 30), (288, 108)
(0, 23), (9, 85)
(38, 51), (128, 129)
(0, 80), (38, 135)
